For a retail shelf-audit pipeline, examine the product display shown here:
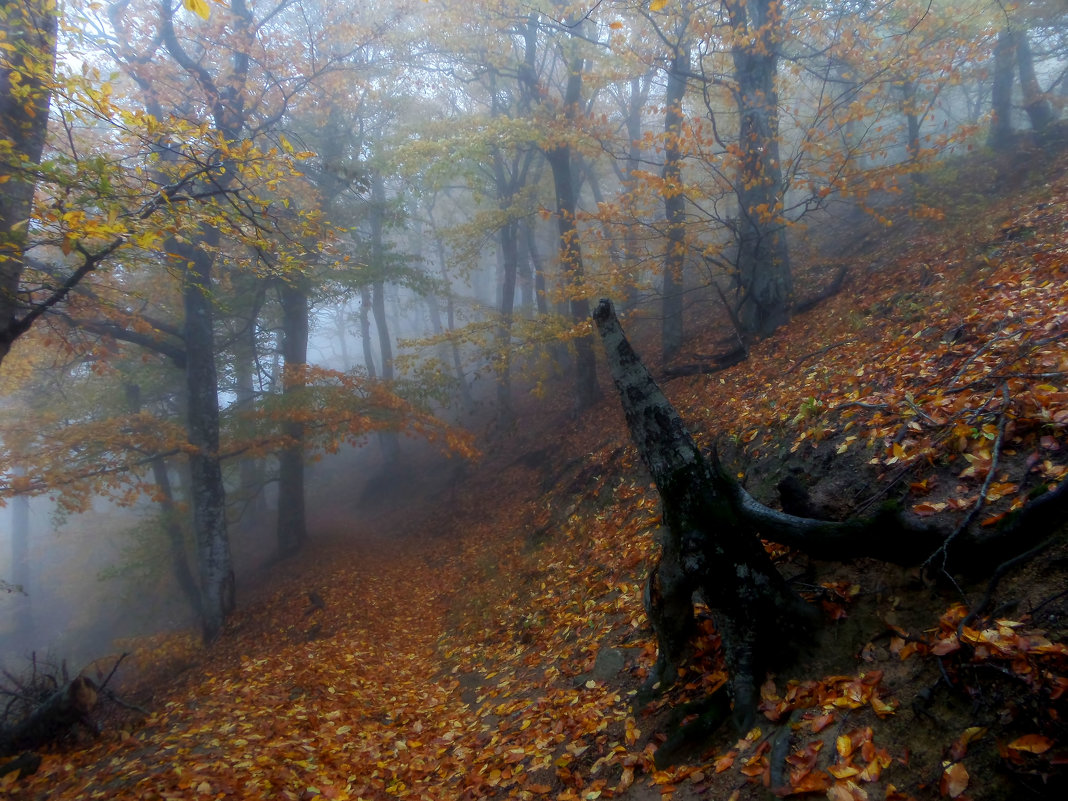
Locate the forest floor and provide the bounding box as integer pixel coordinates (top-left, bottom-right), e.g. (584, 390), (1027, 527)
(6, 140), (1068, 801)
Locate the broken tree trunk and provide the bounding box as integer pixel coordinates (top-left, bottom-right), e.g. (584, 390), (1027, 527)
(0, 675), (98, 757)
(593, 299), (817, 731)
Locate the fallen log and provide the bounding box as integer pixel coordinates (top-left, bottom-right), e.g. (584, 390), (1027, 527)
(0, 675), (99, 757)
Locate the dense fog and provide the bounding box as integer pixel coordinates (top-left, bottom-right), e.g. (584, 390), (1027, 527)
(1, 0), (1066, 673)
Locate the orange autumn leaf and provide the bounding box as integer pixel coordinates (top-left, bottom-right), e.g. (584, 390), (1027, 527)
(940, 762), (968, 798)
(1007, 734), (1053, 754)
(715, 752), (737, 773)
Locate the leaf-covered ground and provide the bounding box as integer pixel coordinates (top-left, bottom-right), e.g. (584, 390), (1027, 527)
(7, 143), (1068, 801)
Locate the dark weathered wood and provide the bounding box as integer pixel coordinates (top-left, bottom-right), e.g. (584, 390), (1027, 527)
(0, 751), (41, 780)
(593, 299), (815, 731)
(0, 676), (98, 757)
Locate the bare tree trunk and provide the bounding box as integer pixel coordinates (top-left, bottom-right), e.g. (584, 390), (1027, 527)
(368, 172), (399, 462)
(989, 29), (1016, 150)
(1016, 30), (1054, 134)
(544, 27), (599, 411)
(359, 285), (377, 379)
(662, 43), (689, 362)
(276, 279), (309, 557)
(526, 219), (549, 317)
(148, 456), (202, 618)
(593, 299), (815, 731)
(125, 379), (202, 617)
(0, 0), (57, 363)
(491, 134), (523, 426)
(518, 219), (535, 313)
(232, 302), (266, 522)
(496, 212), (519, 426)
(727, 0), (792, 338)
(622, 74), (650, 312)
(177, 235), (234, 643)
(428, 220), (472, 410)
(10, 469), (31, 638)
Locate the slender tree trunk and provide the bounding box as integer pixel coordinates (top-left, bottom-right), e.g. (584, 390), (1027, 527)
(359, 285), (377, 379)
(727, 0), (791, 338)
(901, 79), (921, 164)
(989, 29), (1016, 150)
(369, 177), (394, 381)
(233, 304), (265, 521)
(0, 0), (57, 363)
(149, 456), (202, 618)
(124, 381), (201, 617)
(1016, 30), (1054, 134)
(622, 74), (649, 312)
(334, 304), (352, 371)
(368, 173), (399, 462)
(176, 234), (234, 643)
(429, 224), (472, 409)
(662, 44), (689, 362)
(276, 279), (309, 557)
(526, 220), (549, 317)
(496, 217), (519, 425)
(10, 469), (31, 638)
(544, 32), (598, 411)
(494, 151), (520, 426)
(371, 282), (393, 380)
(518, 219), (535, 313)
(593, 298), (815, 731)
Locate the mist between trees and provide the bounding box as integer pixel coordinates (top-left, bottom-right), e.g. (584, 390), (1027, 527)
(1, 0), (1066, 660)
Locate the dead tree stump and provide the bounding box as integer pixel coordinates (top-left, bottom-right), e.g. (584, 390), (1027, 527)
(593, 298), (817, 731)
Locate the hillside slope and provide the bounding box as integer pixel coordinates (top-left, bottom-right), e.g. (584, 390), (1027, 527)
(7, 144), (1068, 801)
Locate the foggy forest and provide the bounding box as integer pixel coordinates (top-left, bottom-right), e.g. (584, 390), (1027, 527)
(2, 0), (1068, 798)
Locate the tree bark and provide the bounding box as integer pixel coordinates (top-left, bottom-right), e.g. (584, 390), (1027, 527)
(662, 43), (689, 362)
(123, 380), (201, 618)
(177, 235), (235, 643)
(492, 147), (520, 426)
(149, 455), (202, 618)
(359, 285), (377, 379)
(368, 173), (400, 462)
(10, 469), (31, 638)
(726, 0), (792, 338)
(989, 29), (1016, 150)
(544, 32), (599, 412)
(276, 279), (309, 557)
(0, 0), (57, 363)
(593, 299), (814, 731)
(232, 301), (266, 522)
(621, 74), (650, 313)
(1015, 30), (1054, 134)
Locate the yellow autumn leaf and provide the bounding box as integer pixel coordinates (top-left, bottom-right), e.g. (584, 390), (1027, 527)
(836, 733), (855, 758)
(183, 0), (211, 20)
(649, 0), (670, 11)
